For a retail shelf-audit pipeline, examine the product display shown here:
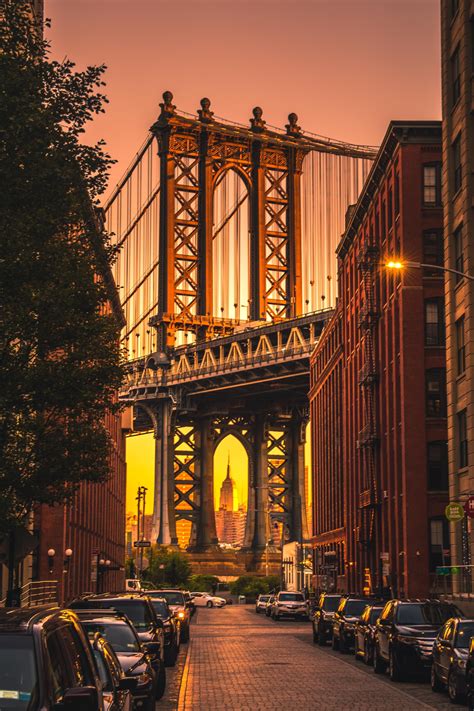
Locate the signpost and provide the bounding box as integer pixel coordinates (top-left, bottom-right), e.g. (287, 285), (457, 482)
(445, 502), (465, 522)
(133, 540), (151, 548)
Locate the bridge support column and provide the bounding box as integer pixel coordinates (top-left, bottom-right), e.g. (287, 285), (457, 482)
(151, 399), (178, 546)
(196, 417), (218, 550)
(289, 411), (309, 542)
(249, 416), (270, 550)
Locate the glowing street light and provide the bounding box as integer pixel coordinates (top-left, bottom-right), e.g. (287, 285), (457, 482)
(385, 259), (474, 282)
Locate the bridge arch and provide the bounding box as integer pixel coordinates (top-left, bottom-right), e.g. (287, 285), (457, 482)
(213, 433), (249, 549)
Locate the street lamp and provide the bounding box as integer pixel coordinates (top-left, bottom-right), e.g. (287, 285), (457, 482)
(386, 259), (474, 282)
(63, 548), (73, 573)
(47, 548), (56, 574)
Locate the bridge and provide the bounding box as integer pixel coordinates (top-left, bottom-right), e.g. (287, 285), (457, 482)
(105, 92), (376, 570)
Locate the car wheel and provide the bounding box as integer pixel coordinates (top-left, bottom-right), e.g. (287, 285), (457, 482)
(155, 663), (166, 700)
(448, 669), (462, 703)
(373, 645), (387, 674)
(274, 613), (280, 621)
(318, 626), (326, 647)
(312, 623), (319, 644)
(431, 664), (443, 693)
(206, 600), (213, 608)
(181, 624), (190, 643)
(363, 639), (372, 666)
(468, 690), (474, 711)
(255, 607), (259, 614)
(332, 634), (339, 651)
(164, 639), (178, 667)
(389, 647), (404, 682)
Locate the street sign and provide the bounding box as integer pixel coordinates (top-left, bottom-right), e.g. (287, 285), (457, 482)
(445, 502), (464, 522)
(133, 540), (151, 548)
(465, 497), (474, 519)
(436, 566), (450, 576)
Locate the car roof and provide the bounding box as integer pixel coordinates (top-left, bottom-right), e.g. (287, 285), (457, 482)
(0, 606), (71, 633)
(73, 611), (131, 623)
(152, 589), (185, 594)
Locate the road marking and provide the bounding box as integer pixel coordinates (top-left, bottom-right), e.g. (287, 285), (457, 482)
(177, 640), (191, 711)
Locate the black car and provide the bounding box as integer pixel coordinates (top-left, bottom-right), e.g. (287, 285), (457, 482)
(0, 606), (103, 710)
(90, 633), (136, 711)
(354, 603), (384, 664)
(149, 590), (191, 642)
(311, 593), (341, 646)
(373, 599), (463, 682)
(332, 596), (375, 653)
(70, 594), (166, 699)
(432, 616), (474, 703)
(146, 595), (180, 667)
(75, 610), (157, 711)
(465, 636), (474, 710)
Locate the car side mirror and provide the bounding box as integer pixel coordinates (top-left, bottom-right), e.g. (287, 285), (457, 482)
(119, 676), (138, 692)
(144, 641), (161, 657)
(155, 618), (164, 629)
(61, 686), (99, 711)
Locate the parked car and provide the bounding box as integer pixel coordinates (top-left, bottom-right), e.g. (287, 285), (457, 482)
(151, 589), (191, 642)
(190, 592), (226, 608)
(183, 591), (196, 616)
(270, 591), (309, 621)
(144, 593), (180, 666)
(465, 636), (474, 710)
(70, 594), (166, 699)
(0, 606), (103, 710)
(373, 599), (463, 682)
(255, 594), (271, 614)
(354, 603), (384, 664)
(332, 596), (375, 653)
(75, 609), (158, 711)
(311, 593), (342, 645)
(432, 616), (474, 702)
(90, 632), (136, 711)
(265, 595), (275, 617)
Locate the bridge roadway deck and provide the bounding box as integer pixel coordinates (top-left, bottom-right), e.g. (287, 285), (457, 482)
(165, 605), (463, 711)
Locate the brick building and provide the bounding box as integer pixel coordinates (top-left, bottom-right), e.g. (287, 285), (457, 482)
(310, 121), (448, 598)
(441, 0), (474, 584)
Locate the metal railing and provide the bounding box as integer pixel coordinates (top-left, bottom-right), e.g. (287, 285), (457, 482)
(20, 581), (59, 607)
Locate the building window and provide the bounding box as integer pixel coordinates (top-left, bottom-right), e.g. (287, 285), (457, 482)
(426, 368), (446, 417)
(427, 441), (448, 491)
(451, 45), (461, 106)
(381, 200), (386, 240)
(423, 230), (443, 275)
(458, 409), (468, 468)
(453, 134), (462, 194)
(456, 316), (466, 374)
(388, 186), (393, 229)
(451, 0), (459, 18)
(454, 224), (464, 283)
(425, 299), (445, 346)
(423, 163), (441, 206)
(394, 173), (400, 216)
(429, 518), (449, 572)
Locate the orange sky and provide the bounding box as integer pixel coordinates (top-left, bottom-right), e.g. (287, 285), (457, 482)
(45, 0), (440, 521)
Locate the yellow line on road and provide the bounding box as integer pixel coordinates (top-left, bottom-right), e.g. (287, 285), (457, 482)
(177, 641), (192, 711)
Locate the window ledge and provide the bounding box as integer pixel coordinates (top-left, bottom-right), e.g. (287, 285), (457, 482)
(456, 372), (466, 384)
(457, 467), (469, 475)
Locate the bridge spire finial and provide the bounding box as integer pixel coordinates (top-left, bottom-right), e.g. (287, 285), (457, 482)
(286, 113), (301, 137)
(159, 90), (176, 120)
(198, 97), (214, 123)
(250, 106), (266, 133)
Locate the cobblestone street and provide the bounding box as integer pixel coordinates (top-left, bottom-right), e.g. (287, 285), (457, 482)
(166, 605), (466, 711)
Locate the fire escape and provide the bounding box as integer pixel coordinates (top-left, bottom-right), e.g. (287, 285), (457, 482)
(356, 239), (379, 549)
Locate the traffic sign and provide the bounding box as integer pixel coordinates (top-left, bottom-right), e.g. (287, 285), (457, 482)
(465, 497), (474, 519)
(133, 540), (151, 548)
(445, 502), (464, 522)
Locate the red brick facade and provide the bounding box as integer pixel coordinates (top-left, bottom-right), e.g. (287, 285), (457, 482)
(310, 122), (448, 598)
(36, 408), (126, 602)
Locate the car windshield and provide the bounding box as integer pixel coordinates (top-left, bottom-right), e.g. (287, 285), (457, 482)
(259, 596), (270, 602)
(0, 635), (37, 710)
(150, 601), (169, 618)
(105, 601), (154, 630)
(279, 593), (304, 602)
(369, 608), (383, 624)
(158, 592), (185, 606)
(82, 622), (140, 653)
(397, 603), (458, 626)
(322, 597), (341, 612)
(456, 622), (474, 648)
(345, 600), (370, 617)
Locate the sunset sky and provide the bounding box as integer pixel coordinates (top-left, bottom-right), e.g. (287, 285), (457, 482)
(46, 0), (441, 523)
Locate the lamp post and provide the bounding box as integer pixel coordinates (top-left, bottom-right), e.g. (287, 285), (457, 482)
(386, 260), (474, 282)
(47, 548), (56, 574)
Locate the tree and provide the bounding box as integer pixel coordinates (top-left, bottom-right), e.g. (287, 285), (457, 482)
(230, 575), (280, 597)
(188, 574), (220, 593)
(0, 2), (124, 533)
(144, 546), (192, 588)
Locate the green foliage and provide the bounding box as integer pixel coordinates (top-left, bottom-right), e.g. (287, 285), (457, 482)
(143, 546), (192, 588)
(125, 557), (136, 579)
(188, 574), (219, 593)
(0, 2), (124, 532)
(230, 575), (280, 597)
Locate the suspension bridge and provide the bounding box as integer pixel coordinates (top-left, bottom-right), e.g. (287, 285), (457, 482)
(105, 92), (377, 572)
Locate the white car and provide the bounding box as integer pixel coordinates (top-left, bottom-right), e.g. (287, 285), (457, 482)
(191, 592), (226, 608)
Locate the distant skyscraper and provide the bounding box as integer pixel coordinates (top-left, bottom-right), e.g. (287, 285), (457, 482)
(219, 454), (235, 511)
(215, 454), (246, 546)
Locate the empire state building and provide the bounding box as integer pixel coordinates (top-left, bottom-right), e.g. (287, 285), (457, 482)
(215, 454), (246, 546)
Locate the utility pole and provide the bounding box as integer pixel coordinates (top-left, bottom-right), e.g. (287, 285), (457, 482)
(140, 486), (148, 576)
(136, 488), (142, 578)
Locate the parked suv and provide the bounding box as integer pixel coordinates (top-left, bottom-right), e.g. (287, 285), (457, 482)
(432, 616), (474, 702)
(354, 603), (384, 664)
(332, 596), (375, 653)
(271, 592), (308, 621)
(0, 606), (103, 710)
(75, 609), (158, 711)
(311, 593), (341, 645)
(70, 593), (166, 698)
(255, 595), (271, 614)
(146, 595), (180, 666)
(149, 590), (191, 642)
(373, 599), (463, 681)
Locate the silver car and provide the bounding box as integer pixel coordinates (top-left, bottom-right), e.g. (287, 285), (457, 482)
(255, 594), (271, 614)
(271, 592), (309, 621)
